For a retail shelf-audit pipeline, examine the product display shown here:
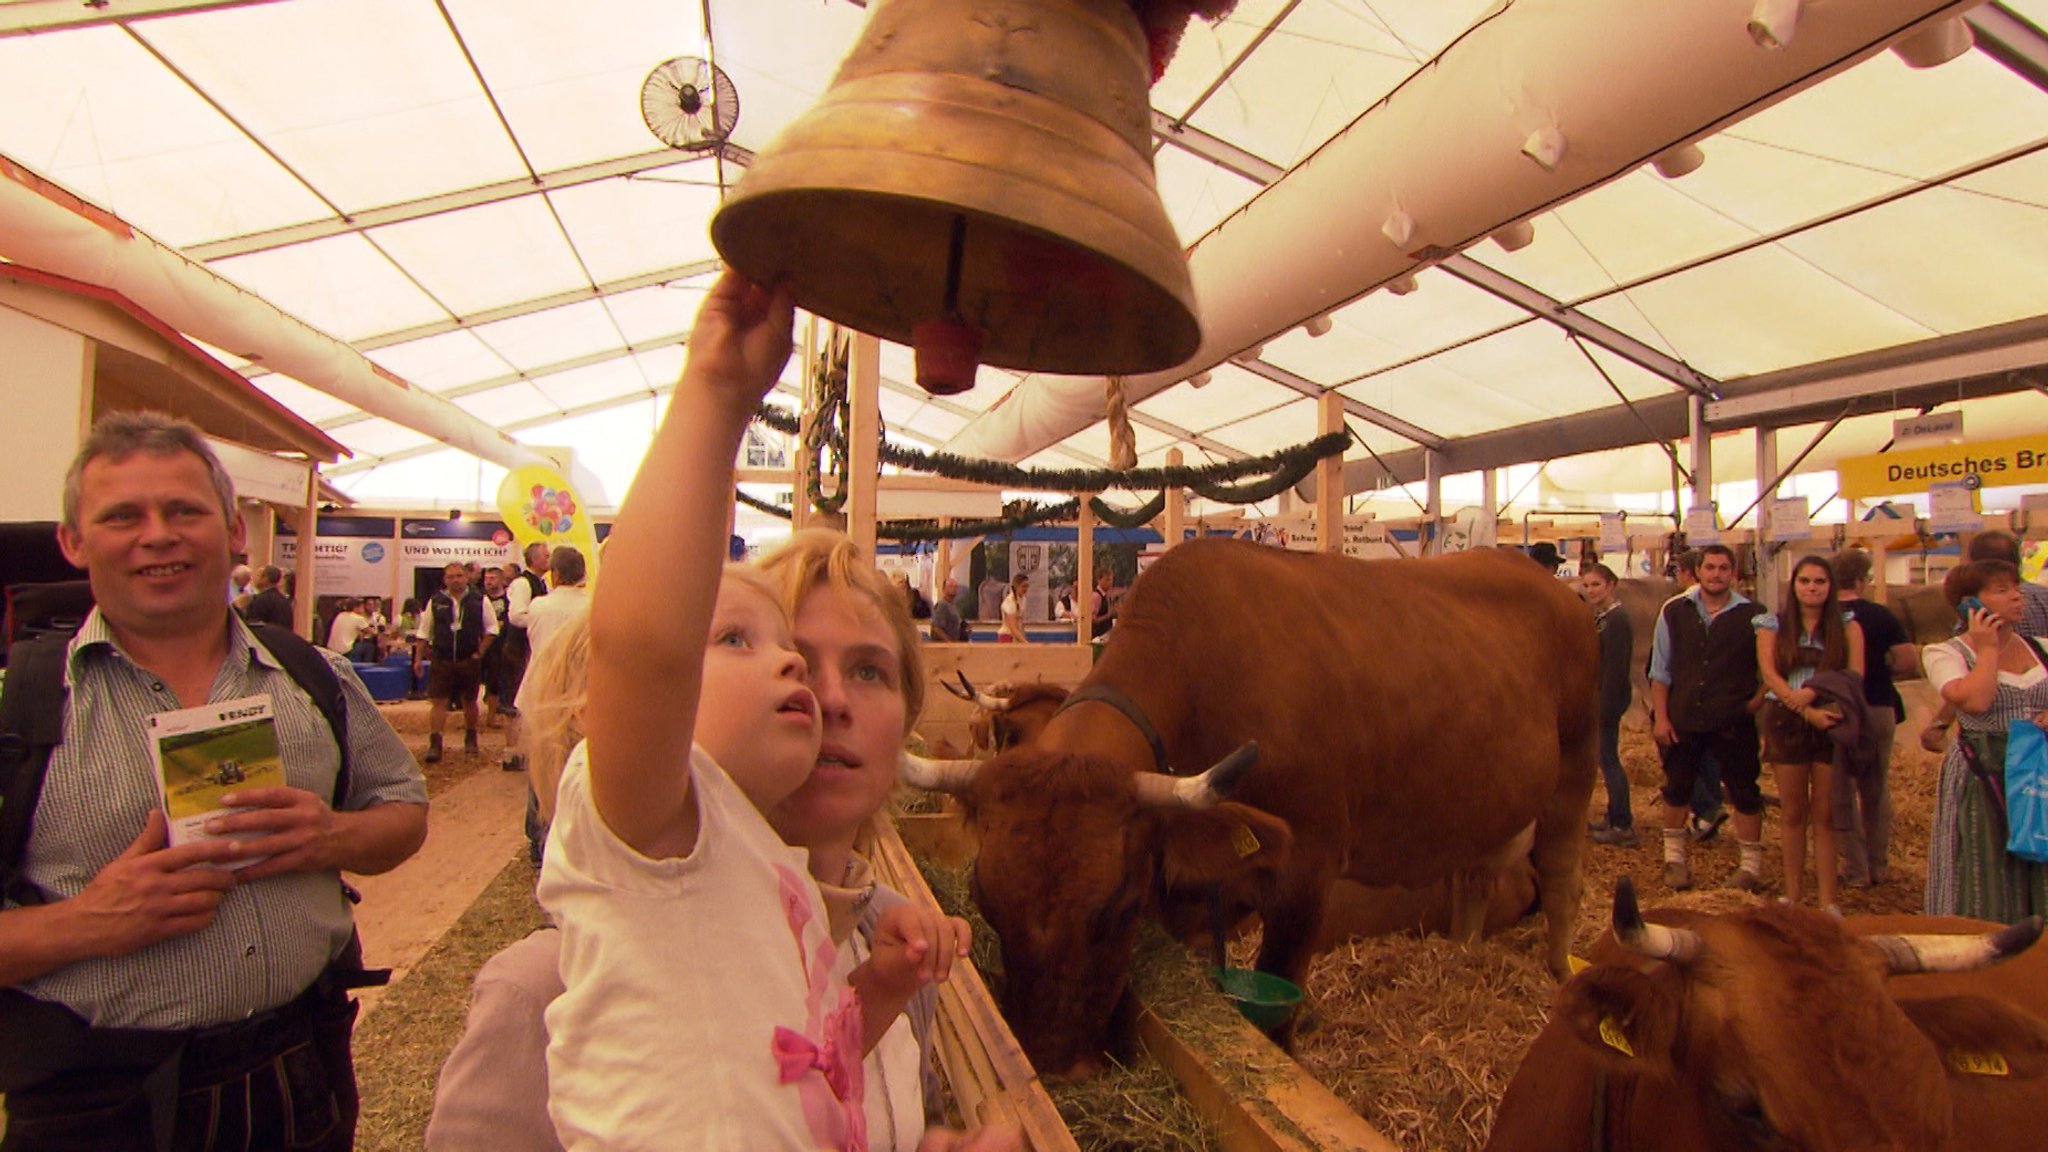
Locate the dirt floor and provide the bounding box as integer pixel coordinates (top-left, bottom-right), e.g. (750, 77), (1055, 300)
(374, 696), (525, 795)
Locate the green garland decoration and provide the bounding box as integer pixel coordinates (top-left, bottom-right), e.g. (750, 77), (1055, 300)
(803, 338), (851, 515)
(735, 487), (793, 520)
(754, 403), (1348, 496)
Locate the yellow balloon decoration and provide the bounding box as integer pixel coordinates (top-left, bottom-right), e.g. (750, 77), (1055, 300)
(497, 464), (601, 583)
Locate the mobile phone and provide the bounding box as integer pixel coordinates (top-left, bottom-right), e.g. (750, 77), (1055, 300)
(1958, 595), (1986, 623)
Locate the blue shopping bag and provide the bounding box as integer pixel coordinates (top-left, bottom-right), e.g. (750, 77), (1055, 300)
(2005, 719), (2048, 864)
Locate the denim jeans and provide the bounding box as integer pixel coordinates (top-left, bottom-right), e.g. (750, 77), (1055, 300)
(1599, 718), (1633, 830)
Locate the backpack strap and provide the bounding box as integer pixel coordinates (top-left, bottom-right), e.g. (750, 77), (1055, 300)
(0, 635), (71, 907)
(247, 623), (351, 810)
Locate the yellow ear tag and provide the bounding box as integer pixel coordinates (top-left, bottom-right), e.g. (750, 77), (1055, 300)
(1567, 954), (1591, 976)
(1231, 822), (1261, 859)
(1950, 1049), (2010, 1077)
(1598, 1016), (1635, 1058)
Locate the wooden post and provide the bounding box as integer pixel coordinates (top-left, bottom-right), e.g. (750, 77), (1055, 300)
(1316, 391), (1343, 554)
(935, 532), (953, 607)
(792, 317), (819, 532)
(848, 331), (881, 557)
(1756, 426), (1780, 612)
(295, 465), (318, 640)
(1076, 495), (1095, 646)
(1163, 447), (1185, 551)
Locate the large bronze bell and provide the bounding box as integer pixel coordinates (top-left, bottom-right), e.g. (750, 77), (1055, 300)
(711, 0), (1201, 395)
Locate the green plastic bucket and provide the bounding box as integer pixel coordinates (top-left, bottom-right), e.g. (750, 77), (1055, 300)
(1211, 967), (1304, 1030)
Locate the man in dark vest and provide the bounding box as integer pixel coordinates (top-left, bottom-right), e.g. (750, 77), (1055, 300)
(1648, 543), (1767, 893)
(412, 561), (498, 763)
(501, 542), (550, 719)
(241, 563), (294, 629)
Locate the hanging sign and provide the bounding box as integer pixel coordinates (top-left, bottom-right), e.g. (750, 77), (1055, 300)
(1838, 434), (2048, 499)
(1682, 504), (1720, 544)
(272, 515), (396, 597)
(1928, 480), (1982, 535)
(1599, 513), (1628, 553)
(1767, 496), (1812, 542)
(1893, 411), (1963, 449)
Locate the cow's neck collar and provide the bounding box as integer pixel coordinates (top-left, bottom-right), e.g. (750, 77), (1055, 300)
(1054, 683), (1169, 775)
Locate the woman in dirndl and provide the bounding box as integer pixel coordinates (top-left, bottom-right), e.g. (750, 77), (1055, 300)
(1922, 558), (2048, 921)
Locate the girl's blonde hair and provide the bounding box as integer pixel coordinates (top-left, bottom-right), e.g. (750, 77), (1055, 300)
(755, 529), (926, 732)
(521, 542), (920, 822)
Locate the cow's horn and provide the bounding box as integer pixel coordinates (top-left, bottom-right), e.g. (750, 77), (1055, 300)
(1133, 741), (1260, 809)
(939, 673), (975, 703)
(945, 670), (1008, 711)
(1611, 877), (1702, 964)
(899, 751), (983, 793)
(1867, 916), (2045, 975)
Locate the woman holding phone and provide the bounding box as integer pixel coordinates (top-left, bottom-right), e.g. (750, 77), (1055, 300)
(1922, 559), (2048, 920)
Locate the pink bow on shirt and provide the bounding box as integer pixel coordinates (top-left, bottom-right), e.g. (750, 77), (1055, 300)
(772, 1026), (852, 1098)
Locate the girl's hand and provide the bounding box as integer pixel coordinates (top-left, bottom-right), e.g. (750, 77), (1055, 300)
(864, 905), (971, 1000)
(681, 271), (795, 412)
(1966, 607), (2003, 654)
(1785, 687), (1818, 710)
(1803, 705), (1840, 732)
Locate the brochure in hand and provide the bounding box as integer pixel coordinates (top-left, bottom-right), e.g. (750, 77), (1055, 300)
(147, 694), (285, 868)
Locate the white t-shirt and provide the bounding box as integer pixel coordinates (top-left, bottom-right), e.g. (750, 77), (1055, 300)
(538, 743), (861, 1152)
(524, 584), (590, 660)
(325, 610), (370, 655)
(835, 932), (923, 1152)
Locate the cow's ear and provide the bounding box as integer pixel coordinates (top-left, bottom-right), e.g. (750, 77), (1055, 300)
(1553, 965), (1682, 1078)
(1899, 994), (2048, 1082)
(1156, 803), (1294, 893)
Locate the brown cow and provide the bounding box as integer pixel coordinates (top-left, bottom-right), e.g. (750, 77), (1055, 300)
(946, 674), (1541, 951)
(1484, 882), (2048, 1151)
(905, 537), (1598, 1076)
(1890, 582), (1963, 650)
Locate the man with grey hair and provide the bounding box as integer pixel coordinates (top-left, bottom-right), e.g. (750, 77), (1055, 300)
(1, 411), (427, 1151)
(1966, 529), (2048, 636)
(242, 562), (294, 629)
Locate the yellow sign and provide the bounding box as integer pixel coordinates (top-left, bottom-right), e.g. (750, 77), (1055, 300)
(1837, 435), (2048, 499)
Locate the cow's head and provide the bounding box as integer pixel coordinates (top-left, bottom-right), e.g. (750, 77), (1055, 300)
(1547, 880), (2048, 1151)
(902, 742), (1284, 1077)
(940, 672), (1069, 754)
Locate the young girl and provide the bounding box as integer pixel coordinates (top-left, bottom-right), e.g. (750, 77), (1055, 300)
(536, 274), (958, 1151)
(1755, 555), (1864, 911)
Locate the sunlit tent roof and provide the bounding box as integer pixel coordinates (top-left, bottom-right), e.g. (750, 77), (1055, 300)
(2, 0), (2043, 516)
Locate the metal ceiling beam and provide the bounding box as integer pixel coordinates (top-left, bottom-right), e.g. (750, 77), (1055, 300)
(1436, 254), (1722, 399)
(1970, 4), (2048, 94)
(0, 0), (285, 36)
(237, 259), (726, 374)
(1297, 319), (2048, 497)
(1149, 112), (1284, 185)
(1705, 314), (2048, 423)
(317, 331), (695, 430)
(185, 148), (749, 261)
(1232, 358), (1448, 451)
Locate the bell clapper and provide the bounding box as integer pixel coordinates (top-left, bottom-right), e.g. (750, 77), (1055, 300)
(912, 213), (983, 396)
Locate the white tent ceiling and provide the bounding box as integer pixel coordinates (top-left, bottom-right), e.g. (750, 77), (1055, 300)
(2, 0), (2045, 512)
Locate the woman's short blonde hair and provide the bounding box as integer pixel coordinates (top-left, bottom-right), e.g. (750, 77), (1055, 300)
(756, 529), (926, 731)
(520, 611), (591, 825)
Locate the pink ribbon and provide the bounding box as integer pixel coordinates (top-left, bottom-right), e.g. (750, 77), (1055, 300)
(771, 1026), (851, 1099)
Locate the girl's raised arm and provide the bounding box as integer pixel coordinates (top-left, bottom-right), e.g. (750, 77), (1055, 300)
(584, 273), (794, 857)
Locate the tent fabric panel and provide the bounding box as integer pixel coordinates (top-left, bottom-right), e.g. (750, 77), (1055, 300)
(1149, 0), (1295, 122)
(1152, 145), (1265, 249)
(443, 0), (708, 173)
(1773, 158), (2048, 336)
(249, 373), (361, 428)
(454, 381), (560, 427)
(1576, 245), (1942, 381)
(0, 28), (331, 249)
(331, 446), (505, 508)
(362, 197), (590, 318)
(1282, 268), (1531, 385)
(134, 0), (531, 213)
(330, 415), (436, 459)
(529, 357), (662, 411)
(545, 176), (724, 286)
(207, 232), (450, 343)
(1132, 366), (1297, 434)
(364, 331), (511, 395)
(465, 298), (633, 375)
(604, 284), (712, 345)
(706, 0), (870, 153)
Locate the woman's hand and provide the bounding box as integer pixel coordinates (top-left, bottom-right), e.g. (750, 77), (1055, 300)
(1965, 606), (2003, 654)
(1802, 705), (1840, 731)
(1785, 686), (1818, 710)
(1920, 721), (1951, 754)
